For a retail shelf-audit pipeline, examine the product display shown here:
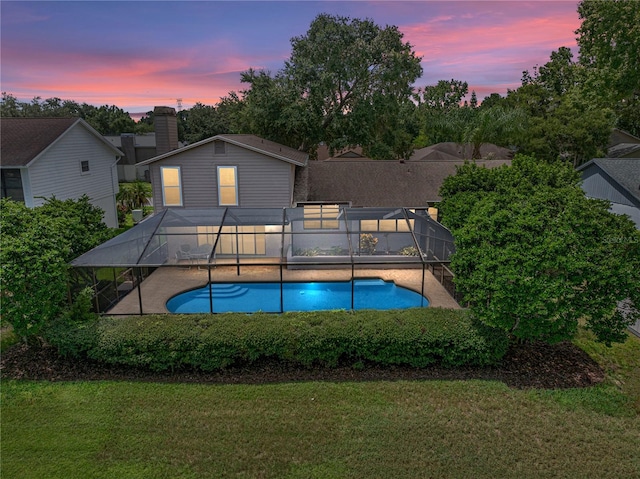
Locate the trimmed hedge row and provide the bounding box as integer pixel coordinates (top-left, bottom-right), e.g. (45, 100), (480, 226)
(46, 308), (509, 372)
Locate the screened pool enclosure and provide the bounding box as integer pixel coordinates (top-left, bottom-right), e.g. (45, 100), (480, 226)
(71, 206), (457, 315)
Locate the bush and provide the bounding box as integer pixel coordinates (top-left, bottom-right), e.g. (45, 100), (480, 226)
(45, 309), (509, 371)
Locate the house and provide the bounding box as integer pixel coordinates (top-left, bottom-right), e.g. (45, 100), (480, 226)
(137, 132), (308, 210)
(105, 106), (186, 182)
(1, 117), (122, 228)
(105, 133), (157, 182)
(577, 158), (640, 229)
(607, 128), (640, 159)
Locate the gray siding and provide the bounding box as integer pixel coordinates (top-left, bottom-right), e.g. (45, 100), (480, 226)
(27, 124), (119, 227)
(581, 165), (635, 206)
(151, 141), (295, 210)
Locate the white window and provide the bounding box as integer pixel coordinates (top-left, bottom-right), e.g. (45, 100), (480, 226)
(360, 218), (414, 232)
(217, 166), (238, 206)
(303, 204), (340, 229)
(80, 160), (90, 174)
(160, 166), (182, 206)
(208, 225), (266, 255)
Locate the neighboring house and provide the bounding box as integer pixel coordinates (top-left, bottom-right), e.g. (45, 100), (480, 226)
(105, 133), (157, 182)
(410, 142), (514, 162)
(138, 133), (308, 210)
(577, 158), (640, 229)
(105, 106), (184, 182)
(105, 106), (184, 181)
(607, 128), (640, 159)
(1, 117), (122, 228)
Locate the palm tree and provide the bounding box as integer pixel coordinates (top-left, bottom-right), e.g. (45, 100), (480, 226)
(429, 106), (527, 159)
(117, 181), (151, 211)
(463, 107), (527, 159)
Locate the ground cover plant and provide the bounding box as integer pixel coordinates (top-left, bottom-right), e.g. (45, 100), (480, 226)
(2, 329), (639, 479)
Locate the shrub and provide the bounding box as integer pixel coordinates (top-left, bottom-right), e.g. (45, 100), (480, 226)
(46, 309), (509, 372)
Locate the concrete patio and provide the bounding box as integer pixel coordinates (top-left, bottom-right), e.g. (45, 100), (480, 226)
(107, 265), (460, 315)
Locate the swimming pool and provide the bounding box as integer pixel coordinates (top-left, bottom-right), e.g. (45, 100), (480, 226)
(166, 278), (429, 313)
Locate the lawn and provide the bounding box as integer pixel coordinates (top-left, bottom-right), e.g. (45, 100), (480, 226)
(2, 330), (639, 479)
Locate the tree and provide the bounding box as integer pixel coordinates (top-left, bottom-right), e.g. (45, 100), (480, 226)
(576, 0), (640, 101)
(182, 102), (230, 143)
(413, 79), (468, 147)
(116, 181), (151, 212)
(0, 196), (113, 342)
(429, 105), (527, 159)
(237, 14), (423, 159)
(415, 79), (468, 112)
(0, 93), (137, 135)
(508, 46), (616, 165)
(439, 155), (640, 345)
(82, 104), (136, 135)
(575, 0), (640, 137)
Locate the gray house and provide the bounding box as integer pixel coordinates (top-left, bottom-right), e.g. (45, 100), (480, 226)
(138, 134), (308, 210)
(1, 117), (122, 228)
(577, 158), (640, 229)
(105, 106), (186, 182)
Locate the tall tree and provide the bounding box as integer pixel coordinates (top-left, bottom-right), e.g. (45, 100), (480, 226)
(237, 14), (422, 159)
(429, 105), (526, 159)
(0, 93), (136, 135)
(576, 0), (640, 137)
(182, 102), (231, 143)
(576, 0), (640, 101)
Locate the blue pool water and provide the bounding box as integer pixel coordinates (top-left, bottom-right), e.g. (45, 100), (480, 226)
(166, 278), (428, 313)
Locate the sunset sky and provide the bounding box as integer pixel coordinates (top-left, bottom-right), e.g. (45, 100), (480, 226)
(1, 1), (581, 116)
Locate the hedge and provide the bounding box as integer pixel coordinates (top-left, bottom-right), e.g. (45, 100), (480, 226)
(45, 308), (509, 372)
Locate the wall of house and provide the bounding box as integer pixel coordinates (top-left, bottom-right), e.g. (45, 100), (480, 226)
(581, 165), (640, 228)
(581, 165), (635, 206)
(27, 124), (119, 228)
(150, 141), (295, 210)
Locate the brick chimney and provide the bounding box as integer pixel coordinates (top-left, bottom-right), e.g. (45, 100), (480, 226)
(154, 106), (178, 155)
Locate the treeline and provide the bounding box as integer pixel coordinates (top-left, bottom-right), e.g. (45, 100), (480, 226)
(2, 1), (638, 166)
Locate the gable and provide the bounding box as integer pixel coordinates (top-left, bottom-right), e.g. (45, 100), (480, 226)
(0, 117), (122, 168)
(138, 134), (307, 167)
(579, 159), (640, 205)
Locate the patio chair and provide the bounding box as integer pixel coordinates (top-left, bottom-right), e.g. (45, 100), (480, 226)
(175, 244), (193, 266)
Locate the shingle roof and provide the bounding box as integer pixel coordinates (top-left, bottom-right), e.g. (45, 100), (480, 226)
(410, 142), (514, 162)
(305, 158), (512, 206)
(580, 158), (640, 203)
(137, 134), (308, 167)
(1, 117), (79, 167)
(607, 143), (640, 158)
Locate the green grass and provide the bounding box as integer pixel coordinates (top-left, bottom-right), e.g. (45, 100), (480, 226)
(2, 332), (639, 479)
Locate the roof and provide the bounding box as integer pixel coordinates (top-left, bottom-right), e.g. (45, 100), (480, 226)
(608, 128), (640, 148)
(1, 117), (122, 167)
(607, 143), (640, 158)
(137, 134), (308, 167)
(105, 133), (158, 148)
(305, 158), (512, 206)
(578, 158), (640, 203)
(71, 206), (455, 267)
(410, 142), (514, 162)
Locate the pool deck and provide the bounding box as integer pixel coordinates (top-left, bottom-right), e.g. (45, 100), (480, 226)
(107, 265), (460, 315)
